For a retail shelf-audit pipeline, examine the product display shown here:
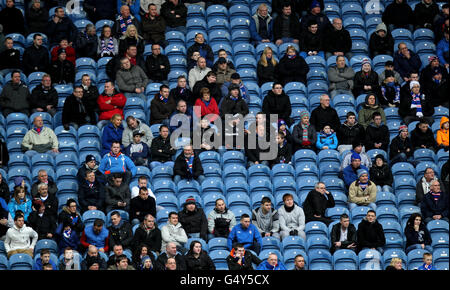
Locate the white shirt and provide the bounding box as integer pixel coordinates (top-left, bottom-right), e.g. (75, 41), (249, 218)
(339, 227), (348, 242)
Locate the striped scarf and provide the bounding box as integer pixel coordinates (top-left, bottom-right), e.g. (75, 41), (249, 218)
(118, 15), (133, 34)
(159, 94), (168, 103)
(411, 93), (422, 113)
(359, 182), (368, 191)
(301, 123), (309, 142)
(381, 84), (401, 103)
(101, 37), (115, 55)
(430, 190), (441, 202)
(185, 155), (194, 174)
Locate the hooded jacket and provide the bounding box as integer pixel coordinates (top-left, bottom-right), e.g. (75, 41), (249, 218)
(276, 53), (310, 85)
(21, 126), (58, 153)
(256, 260), (287, 270)
(262, 90), (292, 124)
(357, 218), (385, 251)
(358, 95), (387, 129)
(251, 207), (280, 236)
(99, 151), (137, 176)
(178, 204), (208, 240)
(226, 247), (262, 270)
(78, 179), (106, 213)
(348, 180), (377, 205)
(369, 23), (395, 57)
(207, 207), (236, 237)
(0, 81), (30, 113)
(316, 131), (338, 150)
(4, 224), (38, 253)
(437, 116), (449, 148)
(365, 121), (390, 151)
(250, 13), (274, 42)
(369, 155), (393, 187)
(382, 0), (414, 27)
(101, 122), (125, 155)
(227, 223), (263, 250)
(104, 181), (131, 211)
(185, 250), (216, 271)
(116, 64), (149, 93)
(410, 122), (437, 150)
(160, 222), (188, 251)
(149, 93), (177, 125)
(132, 223), (162, 253)
(302, 190), (335, 223)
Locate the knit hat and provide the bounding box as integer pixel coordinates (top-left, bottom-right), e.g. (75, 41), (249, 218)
(217, 57), (227, 64)
(141, 255), (151, 268)
(384, 60), (394, 67)
(57, 48), (66, 55)
(385, 70), (395, 78)
(376, 22), (387, 33)
(310, 0), (321, 10)
(398, 125), (408, 132)
(278, 119), (286, 128)
(85, 154), (96, 163)
(357, 169), (369, 178)
(299, 110), (309, 119)
(410, 80), (420, 89)
(351, 152), (361, 161)
(14, 177), (24, 187)
(361, 58), (371, 67)
(231, 73), (241, 80)
(185, 196), (196, 205)
(133, 130), (144, 137)
(428, 55), (438, 63)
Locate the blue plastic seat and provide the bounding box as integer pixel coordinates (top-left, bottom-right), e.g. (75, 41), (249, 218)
(152, 179), (177, 196)
(187, 4), (205, 18)
(229, 4), (250, 19)
(396, 191), (415, 208)
(319, 162), (341, 178)
(308, 249), (333, 270)
(323, 3), (341, 18)
(413, 148), (436, 163)
(56, 166), (78, 183)
(393, 176), (416, 193)
(343, 16), (365, 30)
(255, 42), (277, 57)
(248, 164), (271, 183)
(106, 209), (129, 226)
(187, 17), (207, 31)
(261, 236), (282, 252)
(165, 44), (187, 57)
(7, 166), (32, 184)
(399, 206), (421, 225)
(227, 192), (251, 208)
(358, 248), (382, 270)
(333, 249), (358, 270)
(391, 162), (415, 177)
(326, 207), (350, 221)
(56, 180), (78, 196)
(415, 41), (436, 54)
(415, 161), (440, 177)
(7, 153), (30, 168)
(305, 221), (328, 239)
(282, 236), (306, 251)
(207, 18), (230, 31)
(380, 220), (404, 249)
(427, 220), (449, 236)
(74, 19), (93, 31)
(27, 71), (46, 86)
(206, 4), (228, 18)
(350, 206), (371, 224)
(34, 239), (58, 255)
(376, 205), (400, 224)
(222, 150), (246, 167)
(82, 210), (106, 227)
(95, 19), (114, 33)
(7, 139), (24, 154)
(54, 84), (73, 98)
(6, 112), (29, 128)
(6, 126), (28, 139)
(75, 57), (97, 72)
(307, 81), (328, 95)
(9, 253), (33, 270)
(6, 33), (26, 47)
(0, 255), (8, 270)
(349, 28), (367, 42)
(203, 164), (222, 179)
(209, 249), (229, 268)
(208, 237), (228, 252)
(279, 43), (300, 57)
(407, 249), (430, 270)
(177, 180), (201, 196)
(31, 153), (54, 167)
(391, 28), (413, 41)
(433, 249), (449, 270)
(332, 94), (355, 108)
(413, 28), (434, 42)
(232, 42), (255, 58)
(78, 139), (100, 153)
(199, 151), (221, 165)
(376, 191), (397, 207)
(293, 149), (317, 164)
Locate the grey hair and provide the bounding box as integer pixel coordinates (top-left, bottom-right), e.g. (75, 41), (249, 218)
(319, 94), (330, 101)
(37, 183), (48, 190)
(315, 182), (326, 189)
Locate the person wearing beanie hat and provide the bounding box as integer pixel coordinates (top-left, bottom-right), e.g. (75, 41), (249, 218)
(220, 82), (249, 119)
(140, 255), (153, 270)
(77, 153), (106, 185)
(342, 149), (370, 188)
(292, 110), (317, 151)
(399, 75), (434, 126)
(369, 154), (394, 193)
(220, 71), (250, 104)
(49, 44), (75, 85)
(378, 60), (403, 85)
(348, 168), (377, 211)
(178, 195), (208, 241)
(393, 42), (422, 81)
(340, 140), (372, 171)
(389, 123), (414, 165)
(214, 56), (237, 88)
(300, 0), (329, 33)
(352, 57), (381, 97)
(369, 22), (394, 58)
(380, 67), (401, 107)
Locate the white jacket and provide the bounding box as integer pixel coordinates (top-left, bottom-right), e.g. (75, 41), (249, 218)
(160, 222), (188, 252)
(21, 127), (58, 152)
(4, 224), (38, 253)
(188, 66), (211, 89)
(278, 204), (306, 233)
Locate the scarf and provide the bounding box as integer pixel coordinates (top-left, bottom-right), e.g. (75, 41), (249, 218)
(185, 155), (194, 174)
(381, 83), (401, 103)
(430, 190), (441, 202)
(411, 92), (422, 113)
(101, 37), (115, 55)
(284, 204), (295, 213)
(160, 94), (168, 103)
(301, 123), (309, 142)
(239, 83), (247, 100)
(359, 181), (368, 191)
(230, 95), (239, 101)
(118, 15), (133, 34)
(319, 130), (333, 139)
(287, 54), (296, 59)
(35, 127), (43, 134)
(63, 228), (72, 239)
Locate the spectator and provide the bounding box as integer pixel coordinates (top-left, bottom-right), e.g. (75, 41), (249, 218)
(22, 33), (49, 76)
(50, 48), (75, 85)
(0, 0), (25, 35)
(57, 199), (84, 235)
(379, 70), (401, 108)
(277, 45), (309, 86)
(293, 254), (306, 270)
(80, 245), (108, 270)
(256, 253), (287, 270)
(404, 213), (433, 254)
(328, 55), (355, 98)
(50, 38), (76, 65)
(0, 172), (10, 203)
(189, 57), (212, 91)
(337, 112), (366, 153)
(434, 4), (449, 40)
(187, 51), (202, 72)
(160, 0), (188, 34)
(75, 24), (98, 59)
(292, 111), (317, 152)
(108, 254), (135, 270)
(26, 0), (49, 34)
(184, 240), (215, 271)
(272, 0), (300, 17)
(437, 29), (449, 69)
(8, 186), (32, 222)
(251, 197), (280, 239)
(141, 4), (166, 47)
(108, 211), (133, 250)
(418, 252), (437, 270)
(356, 210), (385, 253)
(105, 173), (131, 213)
(62, 86), (92, 130)
(389, 125), (414, 165)
(421, 56), (449, 108)
(169, 99), (193, 135)
(220, 84), (249, 119)
(101, 114), (124, 156)
(132, 214), (162, 254)
(58, 247), (80, 270)
(262, 82), (293, 126)
(411, 120), (438, 152)
(29, 74), (58, 117)
(33, 182), (58, 219)
(250, 3), (274, 45)
(170, 75), (195, 107)
(46, 7), (78, 46)
(369, 23), (395, 57)
(21, 116), (58, 158)
(330, 213), (357, 253)
(348, 169), (377, 211)
(310, 94), (341, 133)
(80, 74), (99, 121)
(257, 47), (278, 86)
(414, 0), (439, 30)
(56, 220), (80, 256)
(28, 199), (56, 240)
(300, 19), (324, 59)
(400, 81), (435, 125)
(221, 72), (249, 104)
(226, 243), (262, 270)
(78, 170), (106, 214)
(364, 112), (390, 151)
(316, 124), (338, 151)
(187, 33), (214, 69)
(140, 0), (164, 16)
(385, 257), (405, 270)
(130, 187), (156, 226)
(84, 0), (116, 22)
(99, 141), (137, 184)
(352, 58), (380, 98)
(272, 129), (292, 166)
(160, 212), (188, 252)
(117, 0), (140, 21)
(0, 70), (30, 117)
(370, 154), (394, 193)
(4, 212), (38, 258)
(77, 154), (106, 185)
(80, 218), (110, 253)
(437, 116), (449, 151)
(324, 18), (353, 61)
(300, 0), (331, 33)
(173, 145), (205, 185)
(118, 25), (145, 56)
(112, 5), (140, 38)
(149, 84), (176, 125)
(228, 214), (263, 253)
(122, 116), (153, 148)
(0, 37), (21, 77)
(207, 198), (236, 240)
(359, 94), (387, 130)
(33, 248), (57, 270)
(273, 3), (301, 45)
(378, 60), (403, 86)
(394, 42), (422, 82)
(278, 193), (306, 240)
(193, 118), (218, 156)
(124, 130), (150, 166)
(130, 176), (156, 200)
(421, 180), (449, 223)
(145, 44), (170, 84)
(303, 182), (335, 225)
(192, 71), (222, 103)
(382, 0), (414, 32)
(340, 141), (372, 173)
(156, 242), (187, 270)
(150, 125), (176, 169)
(342, 151), (371, 186)
(30, 169), (58, 199)
(116, 57), (149, 99)
(214, 58), (236, 88)
(246, 123), (274, 167)
(107, 244), (130, 268)
(97, 25), (119, 58)
(222, 113), (245, 151)
(97, 81), (126, 123)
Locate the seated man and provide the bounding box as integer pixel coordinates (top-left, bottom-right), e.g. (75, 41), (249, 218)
(33, 249), (57, 270)
(99, 141), (137, 185)
(364, 112), (390, 152)
(122, 115), (153, 148)
(0, 70), (30, 117)
(226, 243), (262, 270)
(173, 145), (205, 185)
(328, 55), (355, 98)
(278, 193), (306, 240)
(357, 210), (385, 253)
(324, 18), (352, 61)
(178, 196), (208, 241)
(62, 86), (92, 130)
(342, 153), (370, 188)
(187, 33), (214, 68)
(188, 57), (211, 90)
(141, 3), (166, 47)
(115, 57), (149, 99)
(21, 116), (59, 158)
(249, 3), (273, 45)
(22, 33), (50, 75)
(29, 74), (58, 116)
(368, 22), (394, 57)
(106, 245), (130, 268)
(33, 183), (58, 220)
(78, 170), (106, 214)
(97, 81), (126, 124)
(416, 167), (441, 206)
(273, 3), (300, 45)
(302, 182), (335, 225)
(348, 169), (377, 211)
(293, 254), (306, 270)
(112, 5), (141, 38)
(337, 112), (366, 154)
(4, 211), (38, 258)
(130, 176), (156, 200)
(0, 37), (22, 77)
(105, 173), (131, 213)
(131, 214), (162, 254)
(149, 85), (177, 126)
(330, 213), (357, 253)
(80, 219), (109, 253)
(340, 141), (372, 171)
(410, 120), (438, 152)
(251, 197), (280, 239)
(214, 57), (236, 88)
(300, 20), (325, 59)
(228, 214), (263, 254)
(155, 242), (187, 270)
(124, 130), (150, 166)
(245, 124), (274, 167)
(150, 125), (176, 169)
(394, 42), (422, 82)
(107, 211), (133, 250)
(49, 48), (75, 85)
(421, 180), (449, 223)
(169, 99), (193, 135)
(80, 74), (99, 125)
(221, 72), (249, 104)
(212, 49), (236, 73)
(107, 254), (135, 270)
(130, 187), (156, 226)
(74, 23), (98, 59)
(256, 253), (287, 270)
(207, 198), (236, 240)
(389, 125), (415, 165)
(80, 245), (108, 270)
(160, 0), (187, 34)
(77, 155), (106, 185)
(144, 44), (170, 84)
(169, 75), (195, 107)
(31, 169), (58, 198)
(160, 212), (188, 252)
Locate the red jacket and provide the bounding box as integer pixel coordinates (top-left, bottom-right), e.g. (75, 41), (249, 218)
(97, 91), (127, 121)
(194, 98), (219, 122)
(51, 45), (76, 65)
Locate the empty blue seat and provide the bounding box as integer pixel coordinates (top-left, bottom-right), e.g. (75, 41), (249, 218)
(232, 42), (255, 58)
(152, 179), (177, 196)
(358, 248), (382, 270)
(413, 28), (434, 41)
(391, 28), (413, 41)
(34, 239), (58, 255)
(384, 249), (407, 268)
(156, 193), (178, 210)
(6, 112), (29, 128)
(399, 206), (421, 225)
(209, 249), (229, 268)
(31, 153), (54, 167)
(282, 236), (306, 251)
(415, 161), (439, 177)
(229, 4), (250, 19)
(333, 249), (358, 270)
(7, 166), (31, 183)
(396, 191), (416, 208)
(165, 44), (187, 57)
(177, 180), (201, 196)
(82, 210), (106, 227)
(376, 191), (397, 207)
(343, 16), (365, 30)
(351, 206), (371, 223)
(187, 4), (205, 18)
(56, 166), (78, 182)
(376, 205), (400, 223)
(326, 207), (350, 221)
(308, 249), (333, 270)
(206, 4), (228, 18)
(7, 153), (30, 168)
(227, 192), (251, 208)
(414, 148), (436, 163)
(380, 220), (404, 249)
(415, 41), (436, 54)
(75, 57), (97, 72)
(207, 18), (230, 31)
(261, 237), (282, 251)
(427, 220), (449, 235)
(56, 181), (78, 196)
(0, 255), (8, 270)
(9, 253), (33, 270)
(305, 221), (328, 238)
(6, 126), (28, 139)
(433, 249), (449, 270)
(208, 237), (228, 252)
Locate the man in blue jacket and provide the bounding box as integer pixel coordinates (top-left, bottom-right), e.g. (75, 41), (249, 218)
(99, 141), (137, 184)
(256, 253), (287, 270)
(33, 249), (57, 270)
(393, 42), (422, 82)
(227, 214), (262, 254)
(249, 3), (274, 45)
(342, 153), (370, 188)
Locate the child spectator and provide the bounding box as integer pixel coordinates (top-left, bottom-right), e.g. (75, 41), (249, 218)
(124, 130), (150, 166)
(418, 252), (437, 270)
(271, 132), (292, 167)
(379, 70), (401, 107)
(316, 124), (338, 150)
(437, 116), (449, 151)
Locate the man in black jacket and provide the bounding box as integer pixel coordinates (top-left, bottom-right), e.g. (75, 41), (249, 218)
(22, 33), (49, 75)
(29, 74), (58, 116)
(226, 243), (262, 270)
(0, 70), (30, 117)
(414, 0), (440, 30)
(364, 112), (390, 151)
(169, 75), (195, 107)
(273, 3), (301, 46)
(106, 45), (146, 81)
(34, 182), (59, 221)
(31, 169), (58, 198)
(389, 125), (414, 165)
(357, 210), (385, 253)
(330, 213), (357, 253)
(83, 0), (116, 22)
(300, 0), (331, 33)
(46, 7), (78, 46)
(160, 0), (188, 34)
(132, 214), (162, 254)
(173, 145), (205, 185)
(145, 44), (170, 84)
(74, 23), (98, 59)
(62, 86), (92, 130)
(310, 94), (341, 133)
(129, 187), (156, 225)
(112, 5), (141, 38)
(382, 0), (414, 32)
(421, 180), (449, 223)
(80, 74), (99, 124)
(150, 125), (177, 169)
(49, 48), (75, 85)
(26, 0), (49, 34)
(324, 18), (353, 61)
(0, 37), (21, 76)
(416, 167), (442, 206)
(337, 111), (366, 154)
(178, 196), (208, 241)
(302, 182), (335, 225)
(0, 0), (25, 35)
(77, 155), (106, 185)
(78, 170), (106, 213)
(410, 120), (438, 152)
(220, 84), (249, 120)
(155, 242), (187, 270)
(108, 211), (133, 251)
(262, 82), (293, 126)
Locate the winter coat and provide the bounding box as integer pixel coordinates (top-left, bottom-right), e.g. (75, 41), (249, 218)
(276, 54), (309, 85)
(192, 77), (222, 103)
(124, 142), (149, 163)
(185, 251), (216, 271)
(422, 73), (448, 108)
(416, 176), (441, 205)
(227, 223), (263, 250)
(35, 193), (59, 219)
(324, 26), (352, 54)
(220, 96), (249, 119)
(330, 223), (357, 252)
(343, 164), (370, 187)
(75, 31), (98, 59)
(364, 122), (390, 151)
(262, 90), (292, 124)
(155, 252), (187, 270)
(22, 45), (49, 75)
(310, 105), (341, 133)
(358, 101), (386, 129)
(50, 45), (76, 65)
(149, 94), (177, 125)
(122, 120), (153, 148)
(257, 60), (277, 86)
(160, 0), (187, 28)
(273, 13), (301, 41)
(170, 86), (195, 107)
(302, 190), (335, 223)
(118, 35), (145, 56)
(29, 85), (58, 112)
(278, 204), (305, 233)
(337, 122), (366, 146)
(160, 222), (188, 251)
(340, 150), (372, 171)
(393, 49), (422, 79)
(0, 48), (21, 70)
(404, 224), (432, 249)
(99, 151), (137, 176)
(369, 157), (393, 187)
(272, 141), (292, 165)
(328, 65), (355, 92)
(28, 211), (57, 240)
(76, 162), (106, 185)
(215, 67), (237, 87)
(348, 180), (377, 206)
(62, 94), (91, 127)
(256, 260), (287, 270)
(132, 224), (162, 253)
(227, 248), (262, 270)
(97, 90), (126, 121)
(49, 59), (75, 84)
(411, 123), (437, 151)
(316, 132), (338, 150)
(378, 69), (403, 85)
(437, 117), (449, 148)
(112, 15), (141, 38)
(194, 97), (220, 122)
(105, 182), (131, 212)
(46, 16), (78, 45)
(249, 13), (274, 42)
(83, 0), (116, 21)
(129, 195), (156, 223)
(0, 6), (25, 35)
(145, 54), (170, 82)
(300, 30), (323, 52)
(389, 135), (414, 160)
(101, 122), (124, 155)
(108, 221), (133, 249)
(141, 14), (166, 44)
(382, 0), (414, 27)
(399, 89), (434, 120)
(188, 66), (211, 90)
(21, 126), (58, 153)
(56, 225), (80, 255)
(369, 29), (395, 57)
(78, 180), (106, 213)
(352, 70), (381, 97)
(58, 206), (84, 234)
(116, 64), (149, 93)
(150, 135), (176, 163)
(4, 224), (38, 253)
(292, 123), (317, 150)
(414, 1), (439, 28)
(0, 81), (30, 113)
(26, 6), (49, 34)
(207, 208), (236, 237)
(357, 218), (386, 250)
(300, 11), (331, 33)
(174, 153), (204, 180)
(421, 191), (449, 220)
(437, 37), (449, 66)
(187, 42), (214, 68)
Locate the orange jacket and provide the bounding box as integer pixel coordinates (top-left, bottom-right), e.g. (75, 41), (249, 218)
(437, 116), (449, 147)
